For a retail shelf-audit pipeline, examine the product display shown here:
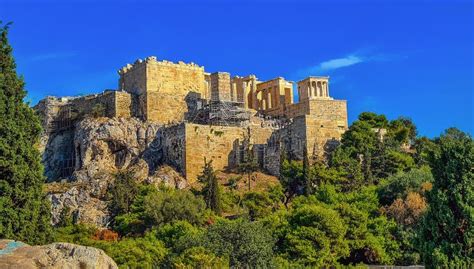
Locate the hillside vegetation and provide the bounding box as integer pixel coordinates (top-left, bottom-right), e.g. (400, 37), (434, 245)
(0, 22), (472, 268)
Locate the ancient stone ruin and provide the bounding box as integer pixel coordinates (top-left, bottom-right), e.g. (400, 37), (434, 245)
(36, 56), (348, 184)
(35, 56), (349, 226)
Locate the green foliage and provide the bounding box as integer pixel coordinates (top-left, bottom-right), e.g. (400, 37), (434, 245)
(242, 188), (283, 220)
(203, 219), (275, 268)
(417, 128), (474, 267)
(47, 112), (472, 268)
(378, 166), (433, 206)
(358, 112), (389, 128)
(0, 22), (53, 244)
(99, 234), (168, 269)
(144, 188), (208, 227)
(386, 117), (417, 146)
(280, 204), (349, 267)
(113, 184), (156, 236)
(279, 158), (304, 204)
(109, 170), (140, 215)
(172, 246), (229, 269)
(413, 136), (439, 166)
(57, 206), (74, 228)
(54, 224), (167, 268)
(54, 223), (96, 244)
(198, 158), (222, 215)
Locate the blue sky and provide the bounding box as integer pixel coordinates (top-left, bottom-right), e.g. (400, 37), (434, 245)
(1, 0), (472, 137)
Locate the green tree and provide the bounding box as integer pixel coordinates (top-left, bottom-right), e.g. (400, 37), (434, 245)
(280, 204), (349, 267)
(378, 166), (433, 206)
(144, 188), (207, 227)
(242, 191), (274, 220)
(113, 184), (157, 236)
(418, 128), (474, 267)
(198, 158), (222, 215)
(203, 219), (275, 268)
(279, 158), (304, 206)
(109, 170), (139, 215)
(0, 22), (52, 244)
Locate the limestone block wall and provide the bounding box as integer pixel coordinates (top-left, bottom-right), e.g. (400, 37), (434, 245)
(305, 99), (348, 161)
(146, 59), (207, 124)
(210, 72), (231, 102)
(156, 123), (187, 174)
(67, 90), (131, 119)
(263, 116), (307, 176)
(119, 57), (207, 123)
(113, 91), (132, 118)
(183, 123), (275, 182)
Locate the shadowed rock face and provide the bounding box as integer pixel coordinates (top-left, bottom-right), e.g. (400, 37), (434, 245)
(43, 117), (187, 227)
(0, 239), (117, 269)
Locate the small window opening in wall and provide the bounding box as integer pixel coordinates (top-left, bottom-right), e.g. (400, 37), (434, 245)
(320, 125), (324, 127)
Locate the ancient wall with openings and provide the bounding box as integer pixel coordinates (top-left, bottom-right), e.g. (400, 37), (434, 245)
(253, 77), (294, 111)
(231, 75), (259, 108)
(298, 77), (330, 102)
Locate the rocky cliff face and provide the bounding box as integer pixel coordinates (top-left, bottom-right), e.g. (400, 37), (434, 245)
(43, 117), (187, 227)
(0, 239), (117, 269)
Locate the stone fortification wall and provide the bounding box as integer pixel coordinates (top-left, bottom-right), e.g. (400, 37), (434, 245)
(263, 116), (307, 176)
(210, 72), (231, 102)
(155, 123), (187, 175)
(119, 57), (207, 123)
(304, 99), (348, 161)
(182, 122), (276, 182)
(67, 90), (131, 119)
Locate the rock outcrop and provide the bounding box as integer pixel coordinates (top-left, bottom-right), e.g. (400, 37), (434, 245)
(43, 117), (187, 227)
(0, 239), (117, 269)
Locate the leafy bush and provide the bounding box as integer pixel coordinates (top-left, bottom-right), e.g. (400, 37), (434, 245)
(203, 219), (275, 268)
(144, 188), (208, 227)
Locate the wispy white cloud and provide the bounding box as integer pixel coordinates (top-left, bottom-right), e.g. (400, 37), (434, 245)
(31, 52), (77, 61)
(293, 50), (402, 80)
(319, 55), (364, 71)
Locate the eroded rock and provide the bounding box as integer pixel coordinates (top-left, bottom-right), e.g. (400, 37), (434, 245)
(0, 239), (117, 269)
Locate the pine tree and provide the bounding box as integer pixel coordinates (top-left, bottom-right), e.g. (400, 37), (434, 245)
(418, 128), (473, 267)
(198, 158), (222, 215)
(0, 22), (52, 244)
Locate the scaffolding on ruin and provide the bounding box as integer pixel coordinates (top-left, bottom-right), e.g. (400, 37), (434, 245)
(53, 105), (78, 132)
(59, 155), (76, 178)
(208, 100), (250, 126)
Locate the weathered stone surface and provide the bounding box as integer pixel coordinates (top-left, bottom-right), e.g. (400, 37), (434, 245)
(35, 56), (350, 227)
(0, 240), (117, 269)
(45, 117), (165, 226)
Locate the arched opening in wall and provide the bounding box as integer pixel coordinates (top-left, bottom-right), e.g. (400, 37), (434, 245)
(317, 81), (322, 96)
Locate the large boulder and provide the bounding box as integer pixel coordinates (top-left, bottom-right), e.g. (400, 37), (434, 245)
(0, 239), (117, 269)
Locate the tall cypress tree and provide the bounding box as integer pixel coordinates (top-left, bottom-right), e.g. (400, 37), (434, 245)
(198, 158), (222, 215)
(0, 22), (52, 244)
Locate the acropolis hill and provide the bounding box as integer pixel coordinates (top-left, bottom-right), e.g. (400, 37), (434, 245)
(36, 56), (347, 184)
